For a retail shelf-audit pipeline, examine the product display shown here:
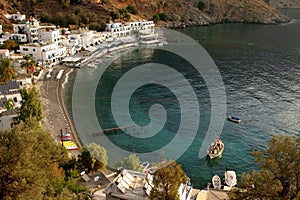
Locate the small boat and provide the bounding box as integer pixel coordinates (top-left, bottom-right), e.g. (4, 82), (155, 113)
(62, 133), (71, 141)
(207, 139), (224, 159)
(212, 175), (221, 189)
(60, 141), (78, 150)
(227, 116), (241, 123)
(225, 170), (237, 187)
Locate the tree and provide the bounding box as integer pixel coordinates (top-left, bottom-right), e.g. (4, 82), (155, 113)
(114, 154), (143, 172)
(110, 11), (119, 21)
(4, 98), (15, 110)
(158, 13), (168, 22)
(0, 118), (69, 199)
(2, 40), (17, 51)
(126, 5), (138, 15)
(20, 54), (37, 74)
(19, 87), (43, 122)
(78, 143), (108, 173)
(0, 58), (16, 83)
(197, 1), (206, 10)
(229, 135), (300, 200)
(150, 161), (187, 200)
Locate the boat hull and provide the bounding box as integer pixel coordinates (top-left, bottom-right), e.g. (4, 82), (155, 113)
(212, 175), (221, 189)
(207, 140), (224, 159)
(225, 170), (237, 187)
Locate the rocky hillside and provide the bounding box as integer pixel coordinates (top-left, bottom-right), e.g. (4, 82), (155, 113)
(0, 0), (17, 32)
(271, 0), (300, 8)
(0, 0), (293, 31)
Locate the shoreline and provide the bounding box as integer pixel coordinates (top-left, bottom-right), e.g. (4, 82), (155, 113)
(39, 66), (82, 156)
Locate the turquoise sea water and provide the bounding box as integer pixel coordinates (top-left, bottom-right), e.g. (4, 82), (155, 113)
(71, 9), (300, 188)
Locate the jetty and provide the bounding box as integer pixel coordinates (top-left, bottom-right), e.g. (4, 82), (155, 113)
(94, 126), (128, 134)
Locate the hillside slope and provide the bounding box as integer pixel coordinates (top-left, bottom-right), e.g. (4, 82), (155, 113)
(271, 0), (300, 8)
(0, 0), (292, 31)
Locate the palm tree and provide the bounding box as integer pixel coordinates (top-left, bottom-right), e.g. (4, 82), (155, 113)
(20, 54), (37, 74)
(0, 58), (16, 84)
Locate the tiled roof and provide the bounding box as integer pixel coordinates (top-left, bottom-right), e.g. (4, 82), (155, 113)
(0, 81), (19, 95)
(0, 108), (19, 117)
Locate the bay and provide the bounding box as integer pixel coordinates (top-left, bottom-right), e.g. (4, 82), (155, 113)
(70, 9), (300, 188)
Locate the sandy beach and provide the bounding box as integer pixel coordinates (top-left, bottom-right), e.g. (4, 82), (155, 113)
(38, 66), (82, 156)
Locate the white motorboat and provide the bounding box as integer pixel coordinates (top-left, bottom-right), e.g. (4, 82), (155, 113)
(225, 170), (237, 187)
(227, 116), (241, 123)
(212, 175), (221, 189)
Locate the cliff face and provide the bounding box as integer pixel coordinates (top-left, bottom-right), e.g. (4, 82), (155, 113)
(0, 0), (293, 30)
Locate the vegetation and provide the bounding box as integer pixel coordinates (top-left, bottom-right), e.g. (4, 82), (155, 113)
(0, 40), (18, 51)
(20, 54), (37, 74)
(85, 142), (108, 171)
(158, 13), (169, 22)
(78, 143), (108, 173)
(19, 87), (43, 122)
(110, 10), (120, 21)
(4, 98), (15, 110)
(197, 0), (206, 10)
(0, 118), (88, 199)
(0, 58), (16, 83)
(150, 161), (187, 200)
(229, 135), (300, 200)
(114, 154), (143, 172)
(126, 4), (138, 15)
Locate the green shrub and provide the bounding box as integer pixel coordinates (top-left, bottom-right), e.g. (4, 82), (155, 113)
(126, 5), (139, 15)
(197, 1), (205, 10)
(158, 13), (168, 22)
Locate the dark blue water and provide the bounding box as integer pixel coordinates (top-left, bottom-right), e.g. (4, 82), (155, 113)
(72, 9), (300, 188)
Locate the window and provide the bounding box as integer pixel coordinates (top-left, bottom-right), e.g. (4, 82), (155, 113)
(23, 48), (28, 51)
(13, 97), (18, 102)
(33, 49), (35, 52)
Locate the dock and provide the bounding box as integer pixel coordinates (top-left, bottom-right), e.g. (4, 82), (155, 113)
(94, 127), (128, 134)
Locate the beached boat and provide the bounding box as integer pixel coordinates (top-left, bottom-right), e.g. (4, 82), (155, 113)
(62, 133), (71, 141)
(225, 170), (237, 187)
(60, 141), (78, 150)
(207, 139), (224, 159)
(212, 175), (221, 189)
(227, 116), (241, 123)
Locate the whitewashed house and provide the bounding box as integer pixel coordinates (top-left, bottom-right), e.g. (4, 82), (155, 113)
(9, 33), (27, 43)
(4, 12), (26, 21)
(126, 21), (155, 35)
(38, 27), (61, 44)
(12, 18), (39, 43)
(0, 49), (10, 59)
(0, 81), (22, 131)
(19, 42), (66, 67)
(105, 23), (131, 37)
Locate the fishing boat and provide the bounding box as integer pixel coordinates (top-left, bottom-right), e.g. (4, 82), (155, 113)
(62, 133), (71, 141)
(207, 139), (224, 159)
(227, 116), (241, 123)
(212, 175), (221, 189)
(225, 170), (237, 187)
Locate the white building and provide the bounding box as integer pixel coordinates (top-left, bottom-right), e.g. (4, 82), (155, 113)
(0, 49), (10, 59)
(0, 81), (22, 131)
(105, 23), (132, 37)
(12, 18), (40, 43)
(38, 27), (60, 44)
(9, 33), (27, 43)
(125, 21), (155, 34)
(4, 12), (26, 21)
(19, 42), (66, 67)
(0, 25), (2, 35)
